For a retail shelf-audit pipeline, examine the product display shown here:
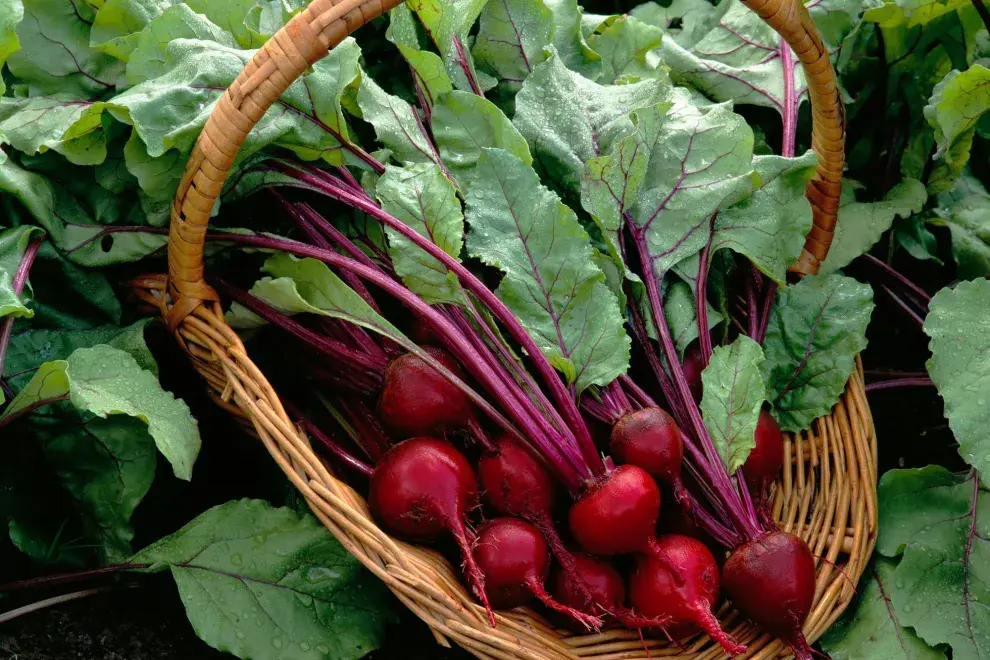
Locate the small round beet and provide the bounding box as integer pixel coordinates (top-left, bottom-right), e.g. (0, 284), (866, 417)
(568, 465), (661, 556)
(369, 437), (494, 624)
(475, 518), (601, 630)
(628, 535), (745, 656)
(742, 410), (784, 490)
(552, 553), (625, 615)
(682, 343), (704, 403)
(722, 530), (816, 659)
(378, 347), (474, 438)
(611, 407), (685, 488)
(478, 436), (557, 518)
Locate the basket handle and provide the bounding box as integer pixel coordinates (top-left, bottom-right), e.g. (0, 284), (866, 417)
(165, 0), (843, 329)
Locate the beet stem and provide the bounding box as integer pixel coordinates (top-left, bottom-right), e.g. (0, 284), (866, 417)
(525, 575), (603, 631)
(450, 519), (497, 627)
(298, 416), (374, 476)
(696, 224), (715, 366)
(0, 236), (43, 380)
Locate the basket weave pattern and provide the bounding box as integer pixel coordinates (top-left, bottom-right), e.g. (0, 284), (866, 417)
(135, 0), (877, 656)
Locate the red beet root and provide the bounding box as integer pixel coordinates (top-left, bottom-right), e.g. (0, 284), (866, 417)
(474, 518), (602, 630)
(378, 347), (474, 438)
(682, 343), (704, 403)
(568, 464), (661, 556)
(742, 410), (784, 491)
(552, 553), (625, 616)
(369, 437), (494, 625)
(628, 535), (745, 656)
(611, 407), (688, 501)
(478, 436), (557, 518)
(722, 530), (816, 659)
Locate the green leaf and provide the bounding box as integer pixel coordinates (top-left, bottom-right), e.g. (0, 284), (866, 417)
(376, 163), (465, 304)
(543, 0), (601, 79)
(116, 37), (367, 207)
(1, 345), (200, 481)
(386, 7), (454, 107)
(131, 499), (392, 660)
(430, 89), (532, 190)
(31, 413), (157, 563)
(0, 97), (110, 166)
(820, 557), (946, 660)
(472, 0), (553, 86)
(933, 194), (990, 278)
(465, 148), (630, 391)
(663, 278), (723, 354)
(356, 71), (441, 168)
(820, 179), (928, 274)
(125, 5), (238, 83)
(405, 0), (494, 93)
(700, 335), (766, 474)
(586, 15), (664, 84)
(626, 98), (757, 275)
(659, 0), (798, 112)
(630, 0), (718, 49)
(924, 65), (990, 177)
(925, 279), (990, 476)
(513, 48), (672, 193)
(712, 151), (818, 284)
(875, 466), (989, 660)
(0, 225), (43, 324)
(0, 157), (166, 265)
(8, 0), (123, 97)
(0, 0), (23, 94)
(761, 273), (874, 431)
(896, 215), (942, 263)
(237, 254), (415, 353)
(4, 321), (157, 391)
(865, 0), (970, 29)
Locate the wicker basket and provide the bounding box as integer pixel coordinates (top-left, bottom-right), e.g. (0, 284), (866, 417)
(135, 0), (877, 656)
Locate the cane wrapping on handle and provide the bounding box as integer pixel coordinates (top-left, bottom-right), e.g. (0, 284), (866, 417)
(739, 0), (846, 276)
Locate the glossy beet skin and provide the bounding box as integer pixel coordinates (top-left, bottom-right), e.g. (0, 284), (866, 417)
(474, 518), (601, 630)
(552, 553), (624, 613)
(742, 410), (785, 490)
(478, 436), (557, 518)
(377, 347), (474, 438)
(568, 464), (661, 556)
(722, 530), (817, 659)
(368, 437), (494, 624)
(610, 407), (684, 487)
(682, 343), (705, 403)
(628, 535), (745, 656)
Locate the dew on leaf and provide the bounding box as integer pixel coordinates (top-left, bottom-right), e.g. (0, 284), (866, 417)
(230, 553), (244, 566)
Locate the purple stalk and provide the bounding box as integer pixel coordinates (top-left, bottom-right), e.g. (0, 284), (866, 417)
(744, 269), (759, 339)
(215, 278), (388, 381)
(295, 412), (374, 476)
(696, 228), (714, 366)
(861, 253), (931, 308)
(316, 394), (391, 462)
(633, 236), (763, 541)
(780, 43), (797, 159)
(274, 165), (602, 476)
(0, 236), (44, 380)
(619, 374), (658, 409)
(453, 36), (485, 97)
(865, 377), (934, 392)
(755, 283), (776, 344)
(880, 285), (925, 328)
(206, 232), (593, 489)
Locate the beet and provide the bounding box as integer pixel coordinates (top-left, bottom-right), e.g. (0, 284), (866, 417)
(368, 437), (494, 625)
(742, 410), (784, 491)
(478, 436), (557, 518)
(568, 465), (661, 556)
(722, 530), (816, 659)
(682, 343), (704, 403)
(610, 407), (687, 500)
(628, 534), (745, 656)
(378, 347), (474, 438)
(474, 518), (601, 630)
(552, 553), (625, 616)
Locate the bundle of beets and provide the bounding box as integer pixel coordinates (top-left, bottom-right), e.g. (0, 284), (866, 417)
(205, 146), (820, 658)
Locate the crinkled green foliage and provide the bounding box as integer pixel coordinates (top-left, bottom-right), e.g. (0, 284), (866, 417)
(131, 499), (393, 660)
